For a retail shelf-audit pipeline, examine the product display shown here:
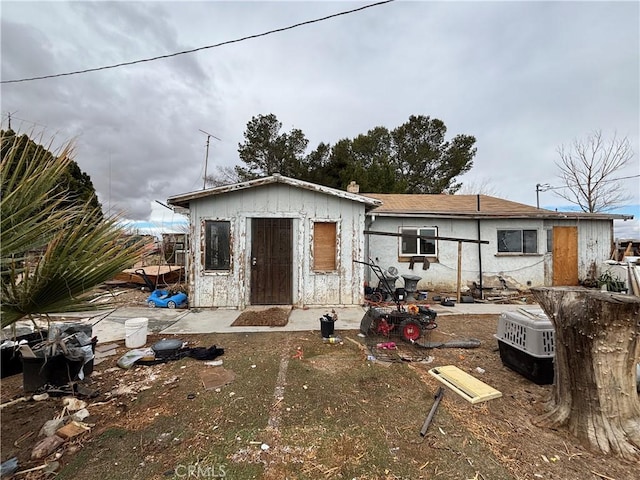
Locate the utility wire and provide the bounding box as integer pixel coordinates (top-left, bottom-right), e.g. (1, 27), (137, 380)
(545, 174), (640, 191)
(1, 0), (395, 84)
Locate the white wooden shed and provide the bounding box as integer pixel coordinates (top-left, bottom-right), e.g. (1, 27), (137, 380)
(167, 175), (381, 309)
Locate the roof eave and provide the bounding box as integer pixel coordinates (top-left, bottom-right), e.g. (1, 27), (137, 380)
(167, 174), (381, 209)
(367, 211), (633, 221)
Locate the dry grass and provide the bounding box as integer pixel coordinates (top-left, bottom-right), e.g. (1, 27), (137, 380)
(1, 317), (637, 480)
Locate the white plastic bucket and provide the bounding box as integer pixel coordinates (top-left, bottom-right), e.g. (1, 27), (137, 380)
(125, 317), (149, 348)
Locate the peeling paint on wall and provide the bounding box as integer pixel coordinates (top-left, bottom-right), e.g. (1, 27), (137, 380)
(184, 184), (367, 308)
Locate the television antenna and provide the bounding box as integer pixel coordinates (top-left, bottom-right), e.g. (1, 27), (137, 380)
(199, 129), (221, 190)
(5, 110), (17, 129)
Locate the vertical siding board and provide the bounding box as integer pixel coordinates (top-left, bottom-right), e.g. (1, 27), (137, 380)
(577, 220), (611, 279)
(188, 213), (198, 307)
(304, 193), (355, 306)
(353, 207), (366, 305)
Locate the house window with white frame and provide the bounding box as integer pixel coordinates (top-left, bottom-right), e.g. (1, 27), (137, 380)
(204, 220), (230, 270)
(497, 229), (538, 254)
(399, 227), (437, 256)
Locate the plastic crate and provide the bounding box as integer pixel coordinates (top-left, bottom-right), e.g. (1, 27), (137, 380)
(494, 308), (554, 358)
(497, 340), (554, 385)
(494, 308), (555, 385)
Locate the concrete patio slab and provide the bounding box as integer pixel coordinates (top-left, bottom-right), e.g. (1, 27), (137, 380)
(2, 303), (534, 346)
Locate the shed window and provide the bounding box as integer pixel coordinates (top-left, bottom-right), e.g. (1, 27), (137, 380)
(400, 227), (437, 256)
(497, 229), (538, 254)
(204, 220), (230, 270)
(313, 222), (337, 271)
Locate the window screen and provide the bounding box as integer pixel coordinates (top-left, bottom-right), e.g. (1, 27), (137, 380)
(313, 222), (337, 271)
(204, 221), (230, 270)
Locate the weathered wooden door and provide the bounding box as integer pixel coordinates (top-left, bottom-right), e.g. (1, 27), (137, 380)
(250, 218), (293, 304)
(552, 226), (579, 286)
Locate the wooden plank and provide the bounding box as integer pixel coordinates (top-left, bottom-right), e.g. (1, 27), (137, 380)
(200, 368), (236, 391)
(552, 226), (579, 286)
(122, 265), (183, 276)
(56, 421), (90, 440)
(428, 365), (502, 404)
(456, 241), (462, 303)
(364, 230), (489, 244)
(628, 263), (640, 297)
(114, 265), (184, 286)
(313, 222), (337, 271)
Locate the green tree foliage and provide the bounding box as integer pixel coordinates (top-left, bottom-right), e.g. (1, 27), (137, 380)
(349, 127), (398, 192)
(236, 114), (476, 193)
(1, 129), (102, 216)
(1, 132), (145, 327)
(236, 114), (309, 180)
(391, 115), (475, 194)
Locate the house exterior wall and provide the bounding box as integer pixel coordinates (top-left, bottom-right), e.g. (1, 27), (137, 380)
(186, 184), (366, 308)
(366, 215), (613, 292)
(543, 218), (613, 280)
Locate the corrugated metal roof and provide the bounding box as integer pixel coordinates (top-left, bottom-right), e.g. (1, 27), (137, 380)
(362, 193), (633, 220)
(167, 174), (382, 209)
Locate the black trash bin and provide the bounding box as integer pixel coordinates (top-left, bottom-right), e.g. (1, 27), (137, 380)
(21, 339), (97, 392)
(320, 315), (335, 338)
(1, 330), (48, 379)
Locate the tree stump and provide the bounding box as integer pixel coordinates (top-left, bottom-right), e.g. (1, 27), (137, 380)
(531, 287), (640, 460)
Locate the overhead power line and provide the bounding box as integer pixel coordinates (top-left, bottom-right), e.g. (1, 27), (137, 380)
(545, 174), (640, 191)
(1, 0), (396, 84)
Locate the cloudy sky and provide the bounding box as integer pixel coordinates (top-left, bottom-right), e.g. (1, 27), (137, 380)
(2, 0), (638, 237)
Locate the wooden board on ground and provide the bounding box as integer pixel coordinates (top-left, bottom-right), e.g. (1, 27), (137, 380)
(114, 266), (184, 287)
(95, 343), (119, 353)
(428, 365), (502, 404)
(200, 368), (236, 391)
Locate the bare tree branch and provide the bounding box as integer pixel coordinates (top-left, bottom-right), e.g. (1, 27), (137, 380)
(457, 177), (502, 197)
(205, 165), (240, 187)
(555, 130), (634, 212)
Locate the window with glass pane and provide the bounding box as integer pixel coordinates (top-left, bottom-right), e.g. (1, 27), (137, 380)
(400, 227), (437, 255)
(419, 228), (437, 255)
(204, 221), (230, 270)
(497, 229), (538, 253)
(523, 230), (538, 253)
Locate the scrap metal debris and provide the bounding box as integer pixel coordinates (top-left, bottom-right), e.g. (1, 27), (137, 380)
(420, 387), (445, 436)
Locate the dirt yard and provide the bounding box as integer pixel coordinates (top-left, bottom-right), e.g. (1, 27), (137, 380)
(1, 304), (637, 479)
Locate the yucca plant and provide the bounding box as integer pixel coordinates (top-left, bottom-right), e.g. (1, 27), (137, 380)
(1, 131), (146, 328)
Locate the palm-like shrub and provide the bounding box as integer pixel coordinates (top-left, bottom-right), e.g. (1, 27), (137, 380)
(1, 132), (145, 327)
